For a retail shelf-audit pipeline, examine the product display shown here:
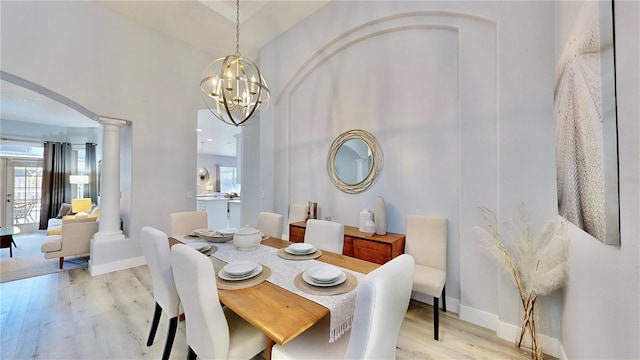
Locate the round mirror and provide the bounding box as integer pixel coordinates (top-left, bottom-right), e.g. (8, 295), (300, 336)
(327, 129), (383, 194)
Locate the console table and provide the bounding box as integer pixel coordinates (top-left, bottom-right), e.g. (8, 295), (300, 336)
(289, 221), (405, 265)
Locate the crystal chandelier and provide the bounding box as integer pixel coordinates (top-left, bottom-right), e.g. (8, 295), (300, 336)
(200, 0), (270, 127)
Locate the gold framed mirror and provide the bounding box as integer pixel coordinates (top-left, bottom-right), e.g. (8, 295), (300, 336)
(327, 129), (383, 194)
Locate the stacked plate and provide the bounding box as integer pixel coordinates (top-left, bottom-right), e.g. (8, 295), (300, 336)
(285, 243), (316, 256)
(219, 260), (263, 281)
(217, 228), (239, 236)
(302, 265), (347, 287)
(192, 228), (235, 243)
(186, 241), (212, 253)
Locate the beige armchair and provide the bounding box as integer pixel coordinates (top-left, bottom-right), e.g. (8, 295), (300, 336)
(41, 217), (99, 269)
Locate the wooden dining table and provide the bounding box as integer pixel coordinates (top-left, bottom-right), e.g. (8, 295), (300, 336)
(169, 236), (379, 358)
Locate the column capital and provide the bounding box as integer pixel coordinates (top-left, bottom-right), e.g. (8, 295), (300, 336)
(98, 116), (127, 127)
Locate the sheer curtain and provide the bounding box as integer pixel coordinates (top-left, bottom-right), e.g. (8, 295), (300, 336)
(39, 142), (72, 229)
(84, 143), (98, 204)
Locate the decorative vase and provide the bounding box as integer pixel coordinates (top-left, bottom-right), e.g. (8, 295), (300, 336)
(359, 208), (373, 233)
(363, 220), (376, 236)
(374, 196), (386, 235)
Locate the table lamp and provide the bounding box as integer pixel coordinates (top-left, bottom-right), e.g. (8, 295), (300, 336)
(70, 175), (90, 199)
(71, 198), (92, 218)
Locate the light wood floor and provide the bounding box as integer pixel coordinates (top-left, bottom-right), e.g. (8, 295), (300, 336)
(1, 266), (554, 359)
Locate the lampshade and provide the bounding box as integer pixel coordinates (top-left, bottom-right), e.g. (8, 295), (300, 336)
(70, 175), (89, 185)
(71, 198), (92, 217)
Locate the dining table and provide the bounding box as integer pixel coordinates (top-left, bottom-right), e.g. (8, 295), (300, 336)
(169, 235), (380, 359)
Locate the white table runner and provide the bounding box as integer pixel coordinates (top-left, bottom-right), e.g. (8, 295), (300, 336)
(199, 240), (364, 342)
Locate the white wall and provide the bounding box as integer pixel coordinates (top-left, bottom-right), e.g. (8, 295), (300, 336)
(258, 0), (562, 353)
(1, 2), (211, 266)
(557, 1), (640, 358)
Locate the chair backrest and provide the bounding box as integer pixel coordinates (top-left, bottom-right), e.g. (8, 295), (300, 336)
(257, 211), (284, 239)
(171, 244), (230, 359)
(287, 203), (308, 224)
(405, 215), (448, 271)
(169, 211), (208, 236)
(345, 254), (415, 359)
(60, 219), (99, 255)
(304, 219), (344, 254)
(141, 226), (180, 318)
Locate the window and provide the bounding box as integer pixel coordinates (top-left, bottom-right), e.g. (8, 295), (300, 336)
(220, 166), (240, 194)
(13, 162), (43, 225)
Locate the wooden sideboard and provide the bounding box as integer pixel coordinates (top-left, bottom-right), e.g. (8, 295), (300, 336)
(289, 221), (405, 265)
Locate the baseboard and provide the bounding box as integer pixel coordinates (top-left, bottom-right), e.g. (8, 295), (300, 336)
(411, 292), (460, 314)
(559, 344), (568, 360)
(496, 319), (563, 359)
(454, 304), (565, 359)
(88, 255), (146, 276)
(459, 304), (498, 331)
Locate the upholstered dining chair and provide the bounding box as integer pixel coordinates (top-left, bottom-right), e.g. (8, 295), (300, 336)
(140, 226), (180, 360)
(271, 254), (415, 359)
(170, 244), (268, 360)
(405, 215), (448, 340)
(257, 211), (284, 239)
(282, 203), (308, 240)
(169, 211), (207, 236)
(304, 219), (344, 254)
(287, 203), (308, 225)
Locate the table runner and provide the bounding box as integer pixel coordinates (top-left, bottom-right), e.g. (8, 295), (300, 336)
(210, 242), (365, 342)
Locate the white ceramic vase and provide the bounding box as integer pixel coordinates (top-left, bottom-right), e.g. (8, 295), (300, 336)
(374, 196), (386, 235)
(359, 208), (373, 232)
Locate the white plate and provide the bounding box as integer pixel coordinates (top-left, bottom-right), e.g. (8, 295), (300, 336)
(285, 244), (316, 255)
(219, 264), (263, 281)
(186, 242), (211, 253)
(307, 265), (342, 283)
(302, 271), (347, 287)
(222, 260), (258, 277)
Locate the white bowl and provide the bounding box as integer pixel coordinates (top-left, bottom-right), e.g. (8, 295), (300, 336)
(222, 260), (258, 276)
(233, 226), (262, 250)
(307, 265), (342, 283)
(287, 243), (315, 254)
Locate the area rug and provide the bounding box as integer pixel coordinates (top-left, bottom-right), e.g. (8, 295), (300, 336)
(0, 231), (88, 283)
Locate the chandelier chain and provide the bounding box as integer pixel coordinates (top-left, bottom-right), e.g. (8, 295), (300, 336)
(235, 0), (240, 56)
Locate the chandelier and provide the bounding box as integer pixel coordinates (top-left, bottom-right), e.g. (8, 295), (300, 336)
(200, 0), (270, 127)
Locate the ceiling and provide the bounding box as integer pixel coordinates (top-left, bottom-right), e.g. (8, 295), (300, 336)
(0, 0), (329, 156)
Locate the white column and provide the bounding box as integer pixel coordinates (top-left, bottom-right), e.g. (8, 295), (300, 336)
(93, 117), (126, 242)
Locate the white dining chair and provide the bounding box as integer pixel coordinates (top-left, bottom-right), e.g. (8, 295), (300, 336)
(271, 254), (415, 359)
(287, 203), (308, 224)
(257, 211), (284, 239)
(169, 211), (207, 236)
(405, 215), (448, 340)
(282, 203), (308, 240)
(170, 244), (268, 360)
(304, 219), (344, 254)
(140, 226), (180, 360)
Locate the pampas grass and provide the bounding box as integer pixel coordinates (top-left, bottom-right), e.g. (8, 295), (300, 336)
(478, 204), (568, 360)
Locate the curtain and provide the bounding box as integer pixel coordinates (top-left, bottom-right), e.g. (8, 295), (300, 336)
(84, 143), (98, 204)
(39, 142), (72, 229)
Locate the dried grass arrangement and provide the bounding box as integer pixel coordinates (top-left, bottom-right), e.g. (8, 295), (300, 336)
(477, 204), (568, 359)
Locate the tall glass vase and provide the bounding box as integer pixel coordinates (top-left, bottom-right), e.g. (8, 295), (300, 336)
(374, 196), (386, 235)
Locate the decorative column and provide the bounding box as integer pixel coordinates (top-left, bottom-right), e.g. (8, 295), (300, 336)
(93, 117), (126, 242)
